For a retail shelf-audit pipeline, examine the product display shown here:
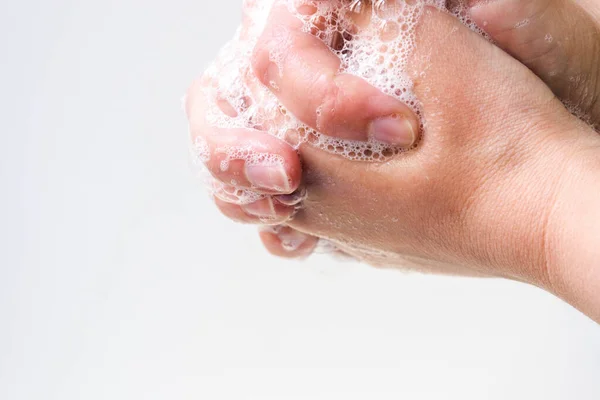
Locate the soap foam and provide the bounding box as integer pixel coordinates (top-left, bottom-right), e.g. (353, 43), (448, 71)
(196, 0), (486, 205)
(215, 145), (284, 175)
(199, 0), (487, 163)
(192, 136), (210, 164)
(211, 181), (265, 205)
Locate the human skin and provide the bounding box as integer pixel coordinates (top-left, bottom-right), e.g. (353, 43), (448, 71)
(186, 2), (600, 322)
(455, 0), (600, 128)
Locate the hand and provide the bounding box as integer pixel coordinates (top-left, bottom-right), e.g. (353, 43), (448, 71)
(186, 1), (600, 319)
(452, 0), (600, 129)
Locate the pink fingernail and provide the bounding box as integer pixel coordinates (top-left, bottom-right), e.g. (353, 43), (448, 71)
(246, 162), (291, 192)
(369, 114), (417, 147)
(277, 229), (310, 252)
(242, 198), (277, 218)
(260, 225), (312, 254)
(275, 187), (307, 206)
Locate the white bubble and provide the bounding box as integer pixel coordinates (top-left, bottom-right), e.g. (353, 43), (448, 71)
(210, 179), (265, 205)
(515, 19), (530, 29)
(192, 136), (210, 164)
(215, 144), (284, 171)
(197, 0), (487, 163)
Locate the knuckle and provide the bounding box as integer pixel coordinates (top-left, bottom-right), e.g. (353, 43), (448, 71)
(313, 74), (340, 131)
(251, 40), (271, 84)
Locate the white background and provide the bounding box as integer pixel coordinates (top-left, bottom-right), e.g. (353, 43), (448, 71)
(1, 1), (599, 399)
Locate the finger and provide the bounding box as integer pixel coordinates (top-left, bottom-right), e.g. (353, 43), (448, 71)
(274, 186), (307, 206)
(251, 2), (420, 147)
(286, 4), (571, 254)
(259, 226), (319, 259)
(192, 127), (301, 194)
(464, 0), (600, 127)
(242, 197), (299, 223)
(186, 78), (302, 194)
(214, 196), (298, 225)
(214, 197), (262, 224)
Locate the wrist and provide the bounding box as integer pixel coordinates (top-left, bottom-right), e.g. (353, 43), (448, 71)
(544, 132), (600, 322)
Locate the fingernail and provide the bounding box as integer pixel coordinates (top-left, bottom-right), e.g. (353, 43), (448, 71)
(246, 162), (291, 192)
(275, 187), (307, 206)
(369, 114), (417, 147)
(277, 229), (311, 252)
(259, 225), (313, 254)
(242, 198), (277, 218)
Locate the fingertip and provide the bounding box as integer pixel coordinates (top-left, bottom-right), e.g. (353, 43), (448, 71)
(241, 197), (298, 225)
(214, 196), (298, 226)
(259, 226), (319, 259)
(317, 73), (421, 145)
(275, 187), (307, 206)
(196, 127), (302, 194)
(368, 112), (419, 148)
(214, 197), (261, 225)
(243, 137), (303, 194)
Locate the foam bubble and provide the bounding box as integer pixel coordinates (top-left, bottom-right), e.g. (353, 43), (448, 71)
(195, 1), (489, 205)
(192, 0), (496, 216)
(214, 145), (284, 174)
(211, 180), (266, 205)
(198, 1), (492, 164)
(192, 136), (210, 164)
(199, 0), (489, 163)
(514, 18), (530, 29)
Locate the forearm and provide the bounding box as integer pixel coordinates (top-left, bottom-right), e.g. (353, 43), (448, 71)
(546, 136), (600, 323)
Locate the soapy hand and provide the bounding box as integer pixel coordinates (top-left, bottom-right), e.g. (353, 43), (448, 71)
(186, 0), (600, 320)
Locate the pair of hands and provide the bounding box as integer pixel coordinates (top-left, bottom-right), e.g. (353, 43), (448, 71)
(186, 0), (600, 321)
